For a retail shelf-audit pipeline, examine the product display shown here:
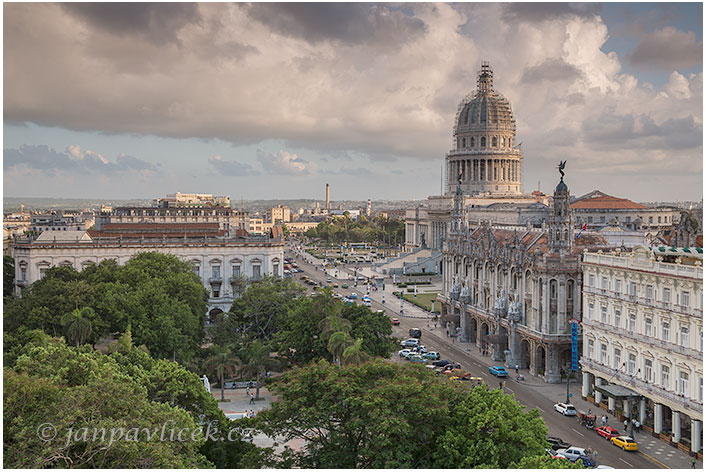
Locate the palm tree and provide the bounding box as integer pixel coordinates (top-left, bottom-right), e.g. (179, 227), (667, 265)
(342, 338), (370, 366)
(239, 341), (279, 400)
(60, 307), (94, 347)
(319, 309), (351, 341)
(327, 331), (354, 366)
(203, 346), (242, 402)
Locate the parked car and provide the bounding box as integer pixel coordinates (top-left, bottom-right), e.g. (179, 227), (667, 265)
(409, 355), (427, 364)
(409, 328), (422, 338)
(422, 351), (440, 360)
(333, 283), (339, 288)
(595, 426), (620, 440)
(546, 436), (570, 451)
(488, 366), (508, 377)
(553, 402), (577, 416)
(441, 362), (462, 371)
(400, 338), (420, 348)
(398, 349), (412, 358)
(349, 293), (358, 299)
(556, 447), (594, 466)
(391, 318), (401, 325)
(327, 278), (332, 283)
(432, 359), (453, 367)
(611, 436), (638, 451)
(342, 283), (349, 289)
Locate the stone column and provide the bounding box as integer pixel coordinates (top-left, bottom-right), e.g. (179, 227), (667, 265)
(595, 378), (603, 405)
(582, 372), (590, 398)
(543, 279), (551, 333)
(692, 419), (702, 454)
(545, 345), (561, 383)
(639, 398), (646, 423)
(558, 278), (567, 333)
(672, 411), (681, 443)
(608, 396), (615, 413)
(654, 404), (663, 435)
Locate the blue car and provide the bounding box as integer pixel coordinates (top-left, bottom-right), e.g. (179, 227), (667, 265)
(489, 366), (508, 377)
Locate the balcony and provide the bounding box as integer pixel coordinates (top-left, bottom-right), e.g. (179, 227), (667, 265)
(585, 287), (699, 317)
(583, 319), (702, 361)
(209, 277), (223, 285)
(15, 279), (28, 287)
(581, 358), (702, 415)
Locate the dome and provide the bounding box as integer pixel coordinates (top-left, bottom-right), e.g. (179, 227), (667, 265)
(555, 179), (568, 193)
(454, 63), (516, 135)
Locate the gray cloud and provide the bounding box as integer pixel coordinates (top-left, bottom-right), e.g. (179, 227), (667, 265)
(208, 155), (259, 176)
(625, 26), (702, 70)
(501, 3), (601, 24)
(581, 113), (702, 150)
(256, 149), (311, 175)
(321, 166), (371, 176)
(61, 2), (201, 45)
(245, 3), (426, 47)
(4, 144), (158, 175)
(521, 58), (583, 83)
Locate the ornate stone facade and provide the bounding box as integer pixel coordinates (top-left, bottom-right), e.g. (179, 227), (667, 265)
(439, 168), (609, 383)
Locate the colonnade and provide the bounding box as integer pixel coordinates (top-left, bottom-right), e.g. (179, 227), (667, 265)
(448, 158), (520, 183)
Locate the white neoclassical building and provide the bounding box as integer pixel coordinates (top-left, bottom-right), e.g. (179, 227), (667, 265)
(580, 245), (703, 456)
(13, 231), (284, 319)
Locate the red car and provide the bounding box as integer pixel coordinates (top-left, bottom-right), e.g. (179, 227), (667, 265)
(391, 318), (401, 325)
(595, 426), (620, 440)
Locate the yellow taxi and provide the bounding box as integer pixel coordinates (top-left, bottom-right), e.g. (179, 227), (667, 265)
(611, 436), (638, 451)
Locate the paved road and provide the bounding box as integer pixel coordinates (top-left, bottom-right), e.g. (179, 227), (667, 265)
(287, 246), (699, 469)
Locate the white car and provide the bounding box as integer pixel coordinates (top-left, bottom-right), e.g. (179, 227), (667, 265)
(555, 447), (590, 463)
(398, 349), (412, 358)
(553, 402), (577, 416)
(400, 338), (420, 348)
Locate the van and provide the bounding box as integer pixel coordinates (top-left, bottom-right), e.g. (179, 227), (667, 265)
(409, 328), (422, 339)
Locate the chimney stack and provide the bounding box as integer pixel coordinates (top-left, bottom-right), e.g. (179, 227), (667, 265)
(326, 183), (330, 210)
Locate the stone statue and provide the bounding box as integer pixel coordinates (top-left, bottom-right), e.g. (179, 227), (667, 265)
(493, 289), (508, 318)
(420, 232), (426, 248)
(508, 298), (522, 323)
(460, 281), (471, 304)
(450, 274), (461, 300)
(558, 160), (566, 179)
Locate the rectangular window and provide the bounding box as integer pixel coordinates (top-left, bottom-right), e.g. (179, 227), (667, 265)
(613, 348), (622, 369)
(681, 291), (690, 307)
(646, 285), (654, 302)
(600, 216), (605, 224)
(232, 265), (241, 278)
(628, 353), (636, 375)
(587, 339), (594, 359)
(661, 365), (670, 388)
(588, 216), (593, 224)
(649, 216), (653, 223)
(588, 303), (594, 320)
(662, 322), (670, 342)
(614, 309), (621, 328)
(628, 313), (636, 332)
(658, 216), (662, 223)
(615, 279), (622, 293)
(679, 371), (689, 396)
(213, 289), (220, 298)
(273, 263), (279, 277)
(20, 267), (27, 281)
(601, 277), (607, 289)
(663, 287), (671, 304)
(589, 275), (595, 287)
(700, 377), (703, 403)
(644, 359), (653, 382)
(680, 326), (689, 347)
(39, 268), (48, 279)
(601, 306), (608, 323)
(645, 317), (653, 337)
(629, 282), (637, 297)
(600, 344), (607, 364)
(193, 265), (200, 277)
(211, 265), (221, 279)
(252, 265), (261, 280)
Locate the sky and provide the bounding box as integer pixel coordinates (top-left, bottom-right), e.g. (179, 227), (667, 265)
(3, 2), (703, 202)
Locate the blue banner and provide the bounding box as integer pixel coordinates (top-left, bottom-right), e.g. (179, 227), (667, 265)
(571, 322), (578, 371)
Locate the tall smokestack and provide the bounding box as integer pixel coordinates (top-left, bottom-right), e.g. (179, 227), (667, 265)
(326, 183), (330, 210)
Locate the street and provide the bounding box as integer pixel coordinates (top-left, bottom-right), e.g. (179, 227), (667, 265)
(287, 245), (699, 469)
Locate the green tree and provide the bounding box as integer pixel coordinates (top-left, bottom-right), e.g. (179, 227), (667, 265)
(509, 455), (584, 468)
(60, 307), (95, 347)
(430, 385), (548, 468)
(341, 338), (370, 366)
(4, 255), (14, 303)
(203, 346), (242, 402)
(327, 331), (354, 366)
(239, 340), (279, 400)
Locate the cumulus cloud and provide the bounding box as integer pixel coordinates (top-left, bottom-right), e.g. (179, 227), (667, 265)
(208, 155), (259, 176)
(501, 3), (602, 24)
(625, 26), (702, 70)
(4, 144), (158, 175)
(256, 149), (311, 175)
(521, 58), (583, 84)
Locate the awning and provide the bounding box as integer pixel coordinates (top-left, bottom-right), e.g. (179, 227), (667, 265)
(595, 384), (642, 400)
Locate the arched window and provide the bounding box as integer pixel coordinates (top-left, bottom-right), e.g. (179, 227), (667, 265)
(492, 136), (498, 147)
(481, 136), (486, 147)
(462, 137), (466, 148)
(563, 229), (569, 240)
(470, 137), (475, 148)
(502, 137), (506, 147)
(550, 280), (558, 299)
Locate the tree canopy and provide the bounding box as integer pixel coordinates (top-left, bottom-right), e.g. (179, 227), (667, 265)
(4, 252), (208, 362)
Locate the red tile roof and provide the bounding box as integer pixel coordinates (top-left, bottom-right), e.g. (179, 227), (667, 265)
(571, 195), (647, 210)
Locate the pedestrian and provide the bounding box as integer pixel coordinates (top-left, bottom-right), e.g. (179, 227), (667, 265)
(515, 364), (519, 374)
(593, 450), (598, 464)
(601, 415), (606, 426)
(250, 409), (255, 418)
(588, 408), (592, 415)
(446, 329), (449, 337)
(246, 385), (250, 396)
(691, 457), (696, 469)
(249, 393), (255, 405)
(623, 419), (628, 432)
(499, 381), (503, 390)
